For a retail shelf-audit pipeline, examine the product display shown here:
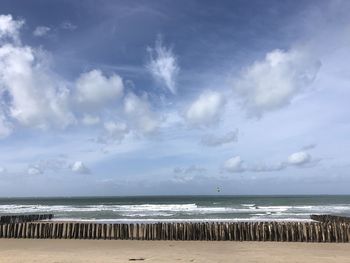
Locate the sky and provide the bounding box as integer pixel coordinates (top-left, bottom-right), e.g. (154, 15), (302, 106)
(0, 0), (349, 196)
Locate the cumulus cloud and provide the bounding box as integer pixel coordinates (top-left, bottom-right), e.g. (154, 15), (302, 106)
(33, 26), (50, 37)
(0, 15), (74, 130)
(185, 90), (225, 126)
(0, 14), (163, 141)
(76, 69), (124, 109)
(233, 49), (321, 117)
(0, 45), (74, 129)
(224, 151), (316, 173)
(71, 161), (90, 174)
(0, 14), (24, 44)
(123, 93), (158, 134)
(287, 151), (312, 166)
(146, 37), (179, 94)
(201, 130), (238, 147)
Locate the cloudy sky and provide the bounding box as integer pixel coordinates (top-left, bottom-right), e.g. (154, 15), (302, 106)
(0, 0), (349, 196)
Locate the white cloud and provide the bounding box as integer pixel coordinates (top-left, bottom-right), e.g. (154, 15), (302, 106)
(0, 14), (172, 141)
(146, 37), (179, 94)
(104, 121), (129, 141)
(0, 166), (6, 174)
(0, 14), (164, 139)
(61, 21), (77, 31)
(33, 26), (50, 37)
(224, 160), (287, 173)
(233, 49), (321, 117)
(81, 114), (100, 126)
(0, 44), (74, 129)
(71, 161), (90, 174)
(185, 90), (225, 126)
(26, 157), (70, 175)
(172, 174), (195, 183)
(201, 130), (238, 147)
(249, 163), (287, 172)
(27, 166), (42, 175)
(0, 13), (178, 150)
(288, 151), (312, 166)
(224, 156), (287, 174)
(76, 69), (124, 109)
(225, 151), (315, 174)
(174, 165), (207, 174)
(0, 14), (24, 44)
(0, 15), (75, 131)
(123, 93), (158, 134)
(224, 156), (244, 173)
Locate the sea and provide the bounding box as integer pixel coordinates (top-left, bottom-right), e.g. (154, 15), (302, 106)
(0, 195), (349, 223)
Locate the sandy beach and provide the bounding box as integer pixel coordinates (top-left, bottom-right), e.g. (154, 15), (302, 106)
(0, 240), (349, 263)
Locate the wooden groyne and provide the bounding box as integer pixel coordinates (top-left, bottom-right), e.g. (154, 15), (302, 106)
(311, 214), (350, 224)
(0, 221), (350, 242)
(0, 214), (53, 224)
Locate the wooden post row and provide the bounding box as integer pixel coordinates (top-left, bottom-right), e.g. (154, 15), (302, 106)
(0, 221), (349, 242)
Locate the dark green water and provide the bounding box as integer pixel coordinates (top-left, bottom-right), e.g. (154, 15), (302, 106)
(0, 195), (349, 222)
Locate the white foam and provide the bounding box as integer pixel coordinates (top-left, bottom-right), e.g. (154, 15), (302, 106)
(47, 217), (313, 223)
(120, 212), (174, 217)
(2, 203), (350, 220)
(241, 204), (256, 207)
(111, 204), (198, 212)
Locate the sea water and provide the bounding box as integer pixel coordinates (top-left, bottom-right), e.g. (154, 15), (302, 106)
(0, 195), (349, 222)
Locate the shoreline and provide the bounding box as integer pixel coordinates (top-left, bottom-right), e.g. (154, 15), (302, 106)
(0, 239), (350, 263)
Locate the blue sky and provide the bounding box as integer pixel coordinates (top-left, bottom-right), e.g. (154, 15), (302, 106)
(0, 0), (349, 196)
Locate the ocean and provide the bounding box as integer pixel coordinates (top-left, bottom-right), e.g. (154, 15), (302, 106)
(0, 195), (349, 223)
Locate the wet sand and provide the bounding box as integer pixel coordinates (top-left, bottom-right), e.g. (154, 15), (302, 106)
(0, 239), (349, 263)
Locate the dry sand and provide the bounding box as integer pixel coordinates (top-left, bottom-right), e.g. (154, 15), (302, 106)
(0, 239), (349, 263)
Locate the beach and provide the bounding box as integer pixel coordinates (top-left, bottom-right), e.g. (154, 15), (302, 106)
(0, 240), (349, 263)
